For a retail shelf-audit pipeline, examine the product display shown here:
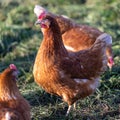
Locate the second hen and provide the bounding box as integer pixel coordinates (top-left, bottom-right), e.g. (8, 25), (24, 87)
(33, 16), (112, 116)
(0, 64), (31, 120)
(34, 5), (114, 69)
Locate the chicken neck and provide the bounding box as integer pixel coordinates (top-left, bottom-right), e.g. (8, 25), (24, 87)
(40, 23), (68, 61)
(0, 72), (21, 101)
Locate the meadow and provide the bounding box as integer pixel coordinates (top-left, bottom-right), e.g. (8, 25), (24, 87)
(0, 0), (120, 119)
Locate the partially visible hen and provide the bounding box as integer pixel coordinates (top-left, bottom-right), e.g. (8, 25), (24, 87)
(0, 64), (31, 120)
(33, 16), (112, 116)
(34, 5), (114, 69)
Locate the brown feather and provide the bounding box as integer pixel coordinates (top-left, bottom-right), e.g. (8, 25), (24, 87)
(0, 65), (31, 120)
(33, 16), (109, 115)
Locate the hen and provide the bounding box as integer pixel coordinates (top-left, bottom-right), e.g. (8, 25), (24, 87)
(0, 64), (31, 120)
(34, 5), (114, 69)
(33, 16), (112, 116)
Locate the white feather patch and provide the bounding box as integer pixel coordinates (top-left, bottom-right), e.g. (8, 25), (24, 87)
(81, 65), (84, 69)
(5, 112), (11, 120)
(89, 78), (100, 90)
(62, 93), (68, 102)
(74, 78), (88, 83)
(65, 45), (75, 51)
(74, 78), (81, 83)
(59, 71), (65, 78)
(61, 15), (69, 19)
(34, 5), (46, 17)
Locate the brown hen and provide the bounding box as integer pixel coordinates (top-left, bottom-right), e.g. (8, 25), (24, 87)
(0, 64), (31, 120)
(34, 5), (114, 69)
(33, 16), (112, 116)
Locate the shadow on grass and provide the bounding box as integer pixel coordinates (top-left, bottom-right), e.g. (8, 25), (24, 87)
(24, 89), (62, 107)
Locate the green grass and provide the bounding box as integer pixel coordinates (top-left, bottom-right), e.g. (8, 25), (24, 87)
(0, 0), (120, 119)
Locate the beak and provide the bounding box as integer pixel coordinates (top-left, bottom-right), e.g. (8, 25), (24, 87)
(35, 19), (41, 25)
(12, 70), (19, 81)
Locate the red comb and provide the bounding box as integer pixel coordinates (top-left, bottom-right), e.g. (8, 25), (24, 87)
(9, 64), (17, 70)
(38, 11), (46, 19)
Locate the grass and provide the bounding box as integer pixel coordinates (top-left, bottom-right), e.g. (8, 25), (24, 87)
(0, 0), (120, 119)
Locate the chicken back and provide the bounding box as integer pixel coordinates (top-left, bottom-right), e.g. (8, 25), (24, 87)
(34, 5), (114, 69)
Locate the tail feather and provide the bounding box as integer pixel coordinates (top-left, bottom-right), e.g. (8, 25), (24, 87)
(96, 33), (112, 45)
(91, 33), (112, 54)
(90, 33), (112, 74)
(97, 33), (114, 70)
